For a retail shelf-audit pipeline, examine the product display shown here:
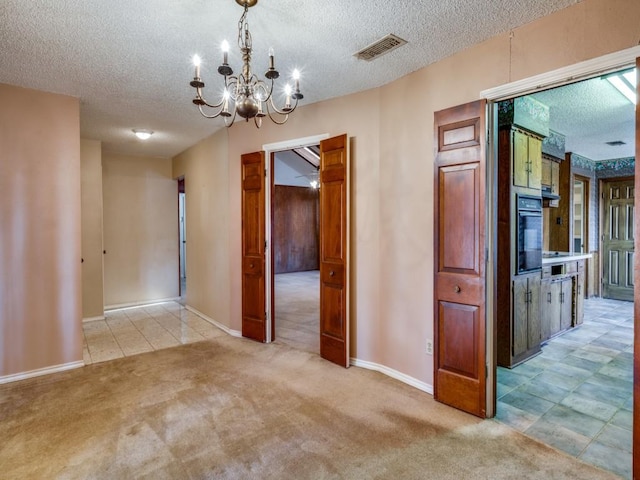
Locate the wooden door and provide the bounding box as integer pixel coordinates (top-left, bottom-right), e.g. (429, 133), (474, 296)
(241, 151), (267, 342)
(633, 55), (639, 480)
(602, 177), (634, 301)
(319, 134), (349, 367)
(434, 100), (487, 418)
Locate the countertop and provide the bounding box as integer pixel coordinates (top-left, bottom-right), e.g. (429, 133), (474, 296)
(542, 252), (592, 265)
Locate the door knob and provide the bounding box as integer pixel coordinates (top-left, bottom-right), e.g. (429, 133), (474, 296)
(454, 285), (461, 293)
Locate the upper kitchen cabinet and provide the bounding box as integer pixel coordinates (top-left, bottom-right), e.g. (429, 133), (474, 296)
(541, 130), (566, 207)
(498, 97), (550, 194)
(513, 129), (542, 190)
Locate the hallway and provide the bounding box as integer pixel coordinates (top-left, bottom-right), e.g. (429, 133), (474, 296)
(83, 302), (226, 364)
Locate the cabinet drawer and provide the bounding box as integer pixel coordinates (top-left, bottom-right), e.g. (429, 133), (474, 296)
(542, 267), (551, 279)
(566, 261), (578, 274)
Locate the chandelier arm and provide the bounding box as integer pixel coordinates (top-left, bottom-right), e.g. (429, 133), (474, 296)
(199, 95), (226, 109)
(253, 115), (262, 129)
(198, 104), (226, 119)
(264, 102), (290, 125)
(224, 109), (238, 128)
(267, 95), (299, 116)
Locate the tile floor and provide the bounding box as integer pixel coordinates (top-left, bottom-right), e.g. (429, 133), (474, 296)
(496, 297), (633, 479)
(83, 301), (226, 365)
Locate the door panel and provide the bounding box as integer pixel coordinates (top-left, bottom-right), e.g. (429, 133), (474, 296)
(319, 134), (349, 367)
(434, 100), (487, 418)
(632, 55), (639, 480)
(602, 177), (634, 301)
(242, 151), (266, 342)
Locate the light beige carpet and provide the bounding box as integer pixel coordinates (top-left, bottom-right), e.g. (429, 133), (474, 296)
(0, 336), (619, 479)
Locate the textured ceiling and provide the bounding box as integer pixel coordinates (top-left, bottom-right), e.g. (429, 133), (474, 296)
(531, 75), (636, 161)
(1, 0), (587, 158)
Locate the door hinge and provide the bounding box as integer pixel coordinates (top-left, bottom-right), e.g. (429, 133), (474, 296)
(265, 168), (267, 177)
(265, 240), (267, 252)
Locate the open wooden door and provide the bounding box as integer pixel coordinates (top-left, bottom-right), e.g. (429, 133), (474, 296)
(434, 100), (487, 417)
(633, 55), (639, 480)
(319, 134), (349, 367)
(241, 151), (266, 342)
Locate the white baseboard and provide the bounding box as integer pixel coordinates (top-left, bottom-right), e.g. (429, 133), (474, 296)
(185, 305), (243, 338)
(104, 297), (181, 311)
(0, 361), (84, 385)
(82, 315), (105, 323)
(350, 357), (434, 395)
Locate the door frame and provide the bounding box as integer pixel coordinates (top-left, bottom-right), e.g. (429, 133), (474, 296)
(480, 44), (640, 419)
(262, 134), (330, 343)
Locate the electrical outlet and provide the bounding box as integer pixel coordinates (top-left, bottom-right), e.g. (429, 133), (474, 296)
(426, 339), (433, 355)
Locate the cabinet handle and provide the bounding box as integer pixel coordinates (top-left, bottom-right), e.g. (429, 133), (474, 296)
(250, 263), (254, 269)
(547, 292), (551, 303)
(330, 271), (335, 277)
(454, 285), (461, 293)
(560, 292), (564, 304)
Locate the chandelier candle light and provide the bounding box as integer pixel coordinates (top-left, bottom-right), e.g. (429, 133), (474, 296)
(189, 0), (303, 128)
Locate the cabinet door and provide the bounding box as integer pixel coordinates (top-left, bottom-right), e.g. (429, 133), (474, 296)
(512, 277), (528, 357)
(549, 281), (562, 336)
(550, 160), (560, 196)
(574, 270), (585, 326)
(527, 277), (541, 350)
(560, 279), (573, 331)
(513, 130), (529, 188)
(540, 279), (552, 341)
(528, 136), (542, 190)
(541, 157), (552, 187)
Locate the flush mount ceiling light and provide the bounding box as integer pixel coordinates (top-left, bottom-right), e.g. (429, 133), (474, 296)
(604, 68), (637, 104)
(132, 129), (153, 140)
(189, 0), (303, 128)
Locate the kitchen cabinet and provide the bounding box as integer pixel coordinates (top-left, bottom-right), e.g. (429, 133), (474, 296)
(542, 276), (572, 338)
(574, 260), (585, 326)
(540, 257), (589, 341)
(512, 274), (541, 362)
(541, 157), (560, 195)
(513, 129), (542, 191)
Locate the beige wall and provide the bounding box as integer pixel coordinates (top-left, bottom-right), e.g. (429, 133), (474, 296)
(173, 0), (639, 387)
(0, 84), (82, 377)
(102, 154), (179, 307)
(80, 139), (104, 319)
(173, 130), (231, 323)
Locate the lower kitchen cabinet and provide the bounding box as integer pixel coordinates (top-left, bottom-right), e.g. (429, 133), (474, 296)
(512, 274), (541, 363)
(574, 261), (585, 326)
(541, 276), (574, 339)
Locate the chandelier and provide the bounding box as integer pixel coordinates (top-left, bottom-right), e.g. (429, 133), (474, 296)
(189, 0), (303, 128)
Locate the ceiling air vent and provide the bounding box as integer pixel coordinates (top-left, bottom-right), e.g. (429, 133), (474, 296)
(354, 34), (408, 61)
(606, 140), (626, 146)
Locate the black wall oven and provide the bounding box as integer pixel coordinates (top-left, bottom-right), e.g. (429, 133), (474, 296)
(516, 194), (542, 274)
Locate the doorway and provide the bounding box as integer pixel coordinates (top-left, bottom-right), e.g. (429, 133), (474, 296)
(271, 146), (321, 354)
(490, 67), (635, 478)
(241, 133), (351, 367)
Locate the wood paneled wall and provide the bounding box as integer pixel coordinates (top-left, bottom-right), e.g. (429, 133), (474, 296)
(273, 185), (319, 274)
